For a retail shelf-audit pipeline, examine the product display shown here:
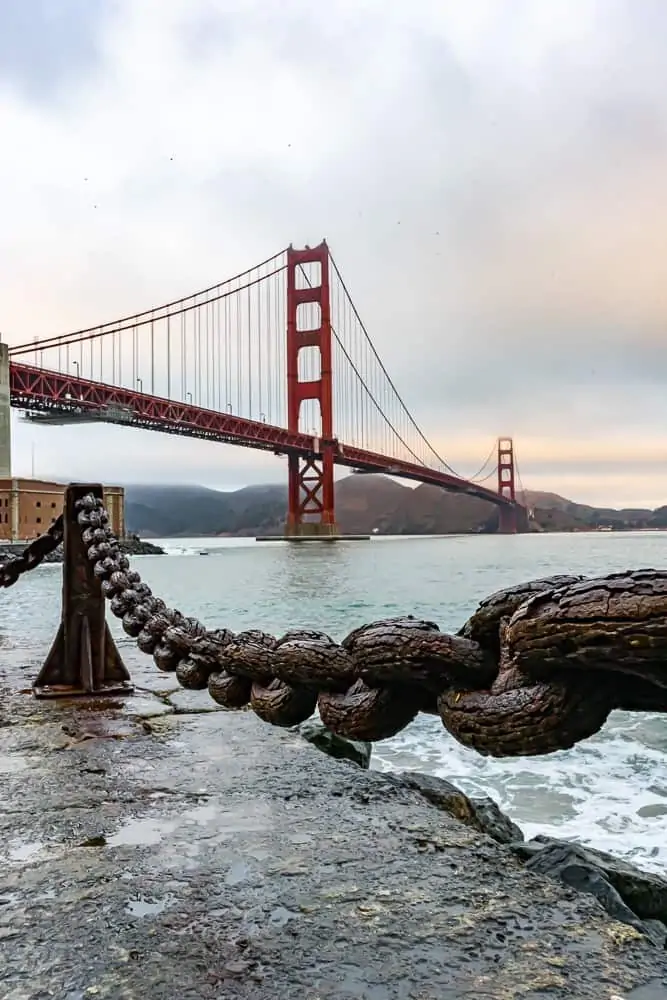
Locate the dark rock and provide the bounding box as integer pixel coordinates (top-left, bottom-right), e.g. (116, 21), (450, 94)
(644, 920), (667, 950)
(79, 834), (107, 848)
(0, 544), (61, 565)
(0, 534), (165, 567)
(294, 719), (371, 769)
(512, 836), (667, 944)
(398, 771), (524, 845)
(120, 536), (166, 556)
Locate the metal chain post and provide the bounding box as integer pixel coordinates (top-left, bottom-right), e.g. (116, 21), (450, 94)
(33, 485), (133, 698)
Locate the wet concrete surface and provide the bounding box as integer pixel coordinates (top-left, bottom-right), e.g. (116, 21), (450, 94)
(1, 682), (666, 999)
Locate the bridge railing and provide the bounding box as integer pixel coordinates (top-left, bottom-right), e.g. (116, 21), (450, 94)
(1, 484), (666, 756)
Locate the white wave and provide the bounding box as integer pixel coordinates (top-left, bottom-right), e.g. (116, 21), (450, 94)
(372, 711), (667, 874)
(149, 537), (258, 557)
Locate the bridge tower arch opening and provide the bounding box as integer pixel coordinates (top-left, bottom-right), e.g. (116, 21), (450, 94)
(285, 242), (339, 538)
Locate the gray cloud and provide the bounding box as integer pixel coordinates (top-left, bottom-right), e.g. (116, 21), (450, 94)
(2, 0), (667, 507)
(0, 0), (112, 98)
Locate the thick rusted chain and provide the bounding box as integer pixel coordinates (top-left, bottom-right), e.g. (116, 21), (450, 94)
(0, 517), (65, 588)
(73, 494), (667, 758)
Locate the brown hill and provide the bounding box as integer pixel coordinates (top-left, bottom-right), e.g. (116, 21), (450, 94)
(336, 477), (496, 534)
(517, 490), (654, 531)
(338, 479), (659, 534)
(334, 474), (407, 534)
(124, 478), (663, 537)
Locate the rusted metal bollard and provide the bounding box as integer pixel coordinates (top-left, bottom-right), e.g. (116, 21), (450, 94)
(33, 483), (133, 699)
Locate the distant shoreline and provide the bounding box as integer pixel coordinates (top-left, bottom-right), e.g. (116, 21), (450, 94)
(143, 526), (667, 540)
(0, 535), (166, 563)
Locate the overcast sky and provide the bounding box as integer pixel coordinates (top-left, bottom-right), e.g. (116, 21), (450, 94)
(2, 0), (667, 507)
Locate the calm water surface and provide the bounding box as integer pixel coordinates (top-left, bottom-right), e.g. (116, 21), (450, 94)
(2, 531), (666, 872)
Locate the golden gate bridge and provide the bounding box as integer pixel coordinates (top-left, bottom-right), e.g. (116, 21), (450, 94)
(4, 242), (527, 534)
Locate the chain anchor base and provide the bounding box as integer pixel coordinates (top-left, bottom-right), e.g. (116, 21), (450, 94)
(33, 483), (133, 700)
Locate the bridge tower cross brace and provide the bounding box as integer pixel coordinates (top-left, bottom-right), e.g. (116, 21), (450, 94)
(497, 436), (518, 534)
(285, 242), (339, 538)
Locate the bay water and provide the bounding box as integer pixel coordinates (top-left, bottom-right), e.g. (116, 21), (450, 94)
(2, 530), (665, 873)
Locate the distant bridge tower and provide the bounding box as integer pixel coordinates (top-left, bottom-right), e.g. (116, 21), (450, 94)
(284, 242), (339, 539)
(497, 436), (519, 534)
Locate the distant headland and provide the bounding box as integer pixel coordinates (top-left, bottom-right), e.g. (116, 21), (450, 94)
(122, 476), (667, 538)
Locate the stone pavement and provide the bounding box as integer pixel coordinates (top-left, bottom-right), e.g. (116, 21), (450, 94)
(0, 666), (666, 999)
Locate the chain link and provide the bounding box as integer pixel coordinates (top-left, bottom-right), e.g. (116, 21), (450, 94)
(0, 516), (65, 588)
(74, 494), (667, 758)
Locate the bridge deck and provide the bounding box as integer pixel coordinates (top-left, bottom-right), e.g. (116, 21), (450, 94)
(10, 362), (514, 508)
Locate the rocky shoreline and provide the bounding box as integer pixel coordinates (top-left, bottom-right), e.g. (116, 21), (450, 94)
(0, 534), (165, 564)
(295, 721), (667, 950)
(0, 668), (665, 998)
(121, 535), (167, 556)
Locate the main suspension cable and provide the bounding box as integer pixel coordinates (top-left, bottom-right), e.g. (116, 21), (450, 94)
(10, 248), (289, 355)
(327, 251), (462, 477)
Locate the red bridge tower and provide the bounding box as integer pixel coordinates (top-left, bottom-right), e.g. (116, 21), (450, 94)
(497, 436), (519, 534)
(285, 242), (339, 538)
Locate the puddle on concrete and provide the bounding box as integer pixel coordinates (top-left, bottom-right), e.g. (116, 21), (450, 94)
(8, 840), (44, 862)
(225, 859), (252, 885)
(625, 981), (667, 1000)
(183, 801), (271, 835)
(107, 816), (179, 847)
(125, 894), (173, 917)
(184, 803), (218, 824)
(289, 832), (313, 845)
(269, 906), (299, 928)
(636, 803), (667, 818)
(0, 752), (29, 775)
(58, 715), (140, 742)
(107, 800), (272, 851)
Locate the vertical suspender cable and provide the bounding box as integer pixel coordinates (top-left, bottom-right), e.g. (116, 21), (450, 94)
(247, 282), (252, 418)
(257, 264), (263, 419)
(150, 318), (155, 394)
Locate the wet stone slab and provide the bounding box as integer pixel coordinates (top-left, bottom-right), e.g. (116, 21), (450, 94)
(131, 666), (181, 696)
(119, 694), (175, 719)
(0, 690), (665, 1000)
(166, 688), (227, 714)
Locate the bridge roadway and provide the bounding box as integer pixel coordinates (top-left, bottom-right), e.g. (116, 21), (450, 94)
(10, 362), (515, 509)
(1, 671), (665, 998)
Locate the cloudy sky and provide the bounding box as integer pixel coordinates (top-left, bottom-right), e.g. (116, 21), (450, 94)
(2, 0), (667, 507)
